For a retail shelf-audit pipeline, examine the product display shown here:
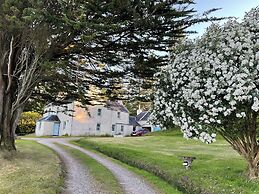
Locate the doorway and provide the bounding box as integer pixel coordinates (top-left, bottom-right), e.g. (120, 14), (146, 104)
(52, 122), (60, 136)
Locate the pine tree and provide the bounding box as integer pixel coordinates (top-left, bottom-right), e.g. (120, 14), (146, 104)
(0, 0), (221, 150)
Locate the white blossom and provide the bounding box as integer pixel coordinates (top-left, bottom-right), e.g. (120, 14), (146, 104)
(152, 7), (259, 144)
(251, 97), (259, 112)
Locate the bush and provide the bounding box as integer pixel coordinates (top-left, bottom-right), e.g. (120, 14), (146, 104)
(16, 112), (41, 135)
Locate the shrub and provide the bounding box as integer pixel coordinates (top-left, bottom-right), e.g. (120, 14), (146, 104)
(153, 7), (259, 179)
(17, 112), (41, 135)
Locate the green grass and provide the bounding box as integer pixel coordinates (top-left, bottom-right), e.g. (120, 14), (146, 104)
(22, 133), (112, 138)
(0, 140), (63, 194)
(72, 130), (259, 194)
(119, 163), (182, 194)
(70, 141), (182, 194)
(59, 144), (124, 194)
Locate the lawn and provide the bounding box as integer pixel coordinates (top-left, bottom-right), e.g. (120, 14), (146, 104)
(70, 141), (182, 194)
(0, 140), (63, 194)
(73, 130), (259, 194)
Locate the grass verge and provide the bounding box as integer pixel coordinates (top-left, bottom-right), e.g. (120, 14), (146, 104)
(71, 141), (182, 194)
(0, 140), (63, 194)
(59, 144), (124, 194)
(72, 132), (259, 194)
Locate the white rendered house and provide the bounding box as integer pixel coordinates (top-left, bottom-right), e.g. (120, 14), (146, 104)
(35, 101), (134, 136)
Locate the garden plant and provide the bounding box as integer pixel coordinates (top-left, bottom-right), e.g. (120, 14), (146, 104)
(153, 7), (259, 179)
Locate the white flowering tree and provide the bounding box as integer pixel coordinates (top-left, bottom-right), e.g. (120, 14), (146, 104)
(153, 7), (259, 179)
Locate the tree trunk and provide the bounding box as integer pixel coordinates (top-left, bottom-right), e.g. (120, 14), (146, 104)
(246, 112), (259, 180)
(247, 160), (259, 180)
(224, 112), (259, 180)
(0, 35), (40, 152)
(0, 92), (16, 151)
(232, 143), (259, 180)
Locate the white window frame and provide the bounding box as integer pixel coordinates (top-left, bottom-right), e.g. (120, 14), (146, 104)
(112, 124), (116, 132)
(63, 121), (66, 130)
(38, 122), (41, 130)
(97, 108), (102, 116)
(96, 123), (101, 131)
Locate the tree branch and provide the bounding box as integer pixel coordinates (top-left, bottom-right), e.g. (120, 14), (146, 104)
(6, 36), (14, 94)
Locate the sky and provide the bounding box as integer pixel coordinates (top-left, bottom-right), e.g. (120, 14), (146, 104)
(188, 0), (259, 39)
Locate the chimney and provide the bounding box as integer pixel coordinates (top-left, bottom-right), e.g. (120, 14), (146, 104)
(137, 104), (142, 115)
(117, 100), (123, 105)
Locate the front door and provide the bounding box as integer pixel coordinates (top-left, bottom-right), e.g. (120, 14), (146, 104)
(53, 122), (60, 136)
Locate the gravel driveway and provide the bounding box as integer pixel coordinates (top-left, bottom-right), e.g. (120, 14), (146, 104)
(35, 138), (109, 194)
(27, 138), (159, 194)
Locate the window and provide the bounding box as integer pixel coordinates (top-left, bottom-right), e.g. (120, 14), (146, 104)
(117, 112), (121, 119)
(38, 122), (41, 130)
(97, 108), (102, 116)
(63, 121), (66, 130)
(96, 123), (101, 131)
(112, 124), (116, 132)
(121, 125), (124, 132)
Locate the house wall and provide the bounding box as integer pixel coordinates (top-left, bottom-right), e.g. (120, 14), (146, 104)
(35, 121), (42, 136)
(88, 105), (132, 136)
(114, 124), (133, 136)
(70, 103), (95, 136)
(35, 121), (55, 136)
(43, 103), (74, 136)
(40, 101), (133, 136)
(136, 120), (152, 131)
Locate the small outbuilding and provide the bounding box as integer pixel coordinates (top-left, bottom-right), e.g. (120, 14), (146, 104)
(35, 115), (61, 136)
(135, 110), (161, 132)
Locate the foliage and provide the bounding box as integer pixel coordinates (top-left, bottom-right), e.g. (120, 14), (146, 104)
(124, 100), (151, 115)
(73, 136), (259, 194)
(24, 99), (45, 113)
(16, 112), (41, 135)
(0, 0), (222, 150)
(153, 7), (259, 179)
(124, 100), (139, 115)
(32, 0), (221, 104)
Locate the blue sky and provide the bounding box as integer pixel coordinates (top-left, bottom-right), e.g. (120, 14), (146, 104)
(188, 0), (259, 38)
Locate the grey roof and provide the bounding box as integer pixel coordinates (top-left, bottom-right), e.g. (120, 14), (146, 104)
(136, 112), (146, 121)
(129, 116), (141, 126)
(141, 112), (151, 121)
(38, 115), (60, 122)
(136, 111), (151, 121)
(106, 101), (129, 113)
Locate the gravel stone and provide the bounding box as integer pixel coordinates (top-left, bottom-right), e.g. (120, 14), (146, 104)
(36, 139), (108, 194)
(25, 138), (160, 194)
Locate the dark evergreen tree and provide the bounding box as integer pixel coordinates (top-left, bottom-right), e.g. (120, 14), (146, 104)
(0, 0), (221, 150)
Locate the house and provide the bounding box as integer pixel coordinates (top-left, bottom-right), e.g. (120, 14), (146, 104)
(35, 101), (134, 136)
(129, 116), (141, 131)
(36, 115), (61, 136)
(135, 108), (161, 132)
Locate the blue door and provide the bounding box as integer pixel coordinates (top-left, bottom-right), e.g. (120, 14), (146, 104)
(53, 122), (60, 136)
